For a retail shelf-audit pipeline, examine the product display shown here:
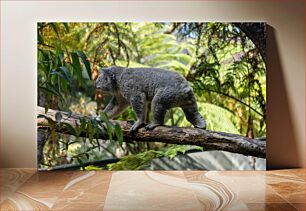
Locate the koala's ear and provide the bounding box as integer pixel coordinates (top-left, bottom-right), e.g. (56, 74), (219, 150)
(100, 67), (112, 75)
(100, 67), (108, 74)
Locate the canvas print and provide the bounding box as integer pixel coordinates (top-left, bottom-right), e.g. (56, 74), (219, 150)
(37, 22), (266, 170)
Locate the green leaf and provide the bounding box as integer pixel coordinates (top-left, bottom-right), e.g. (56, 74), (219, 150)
(50, 23), (60, 38)
(99, 112), (114, 141)
(77, 118), (87, 136)
(105, 122), (113, 141)
(87, 121), (94, 143)
(63, 23), (69, 33)
(114, 123), (123, 146)
(76, 157), (85, 170)
(38, 86), (59, 96)
(70, 52), (84, 86)
(44, 106), (49, 114)
(37, 114), (55, 127)
(51, 70), (66, 81)
(95, 137), (101, 151)
(99, 112), (114, 126)
(61, 122), (77, 136)
(107, 150), (162, 170)
(84, 165), (102, 171)
(37, 114), (56, 130)
(37, 114), (48, 119)
(39, 85), (66, 105)
(57, 67), (72, 84)
(77, 51), (92, 80)
(228, 24), (233, 32)
(163, 145), (190, 159)
(38, 33), (44, 44)
(68, 140), (80, 145)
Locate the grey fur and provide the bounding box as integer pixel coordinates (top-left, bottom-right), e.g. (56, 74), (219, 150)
(95, 66), (206, 132)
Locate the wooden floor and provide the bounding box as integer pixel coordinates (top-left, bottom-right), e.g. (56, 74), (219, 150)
(0, 169), (304, 210)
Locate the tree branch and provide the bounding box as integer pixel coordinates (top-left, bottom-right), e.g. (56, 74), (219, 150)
(199, 87), (264, 117)
(37, 107), (266, 158)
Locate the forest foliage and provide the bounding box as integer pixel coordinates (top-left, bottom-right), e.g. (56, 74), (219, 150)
(37, 22), (266, 170)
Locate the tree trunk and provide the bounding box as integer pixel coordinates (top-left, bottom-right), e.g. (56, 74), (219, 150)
(234, 23), (266, 63)
(37, 107), (266, 158)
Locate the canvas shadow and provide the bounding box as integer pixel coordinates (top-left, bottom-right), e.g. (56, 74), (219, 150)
(266, 25), (300, 169)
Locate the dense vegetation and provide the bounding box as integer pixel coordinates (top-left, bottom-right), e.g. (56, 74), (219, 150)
(37, 22), (266, 170)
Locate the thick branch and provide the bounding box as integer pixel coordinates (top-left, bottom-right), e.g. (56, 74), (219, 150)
(37, 107), (266, 158)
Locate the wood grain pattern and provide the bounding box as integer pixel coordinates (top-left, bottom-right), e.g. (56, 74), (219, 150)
(0, 169), (304, 210)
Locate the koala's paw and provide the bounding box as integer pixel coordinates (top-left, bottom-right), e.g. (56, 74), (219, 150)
(145, 123), (161, 131)
(195, 119), (207, 130)
(129, 121), (144, 133)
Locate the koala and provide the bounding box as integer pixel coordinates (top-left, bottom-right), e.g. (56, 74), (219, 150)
(95, 66), (206, 132)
